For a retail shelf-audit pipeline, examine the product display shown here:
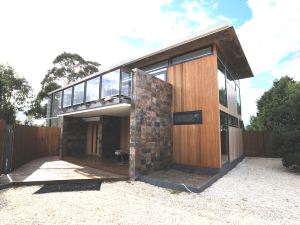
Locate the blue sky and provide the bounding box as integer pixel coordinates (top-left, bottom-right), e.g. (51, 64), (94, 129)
(0, 0), (299, 125)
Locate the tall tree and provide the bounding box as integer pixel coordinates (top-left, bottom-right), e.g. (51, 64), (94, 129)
(0, 64), (32, 124)
(249, 76), (300, 169)
(26, 52), (100, 118)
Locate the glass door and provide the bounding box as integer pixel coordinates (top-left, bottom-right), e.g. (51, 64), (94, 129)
(220, 111), (229, 164)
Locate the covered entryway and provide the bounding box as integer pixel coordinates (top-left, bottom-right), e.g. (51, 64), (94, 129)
(60, 103), (131, 177)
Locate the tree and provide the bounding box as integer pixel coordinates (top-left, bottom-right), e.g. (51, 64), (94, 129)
(26, 52), (100, 118)
(249, 76), (300, 170)
(0, 64), (32, 124)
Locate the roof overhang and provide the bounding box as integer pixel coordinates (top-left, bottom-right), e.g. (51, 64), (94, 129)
(124, 26), (253, 79)
(48, 23), (253, 95)
(57, 103), (131, 118)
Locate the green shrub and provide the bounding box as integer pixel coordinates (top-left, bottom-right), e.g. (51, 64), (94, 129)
(282, 152), (300, 171)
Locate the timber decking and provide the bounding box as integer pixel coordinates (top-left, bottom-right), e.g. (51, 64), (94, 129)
(0, 156), (128, 185)
(63, 156), (129, 176)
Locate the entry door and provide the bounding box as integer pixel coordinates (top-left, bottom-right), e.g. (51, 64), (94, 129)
(91, 124), (98, 155)
(86, 123), (100, 156)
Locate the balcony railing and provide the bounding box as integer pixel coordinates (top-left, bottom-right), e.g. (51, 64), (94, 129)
(49, 67), (132, 117)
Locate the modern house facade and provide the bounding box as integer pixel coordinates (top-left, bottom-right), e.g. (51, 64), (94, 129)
(47, 24), (253, 179)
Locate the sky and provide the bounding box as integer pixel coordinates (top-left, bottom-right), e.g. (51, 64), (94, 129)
(0, 0), (300, 125)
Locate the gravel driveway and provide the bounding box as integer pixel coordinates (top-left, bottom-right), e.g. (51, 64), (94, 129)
(0, 157), (299, 225)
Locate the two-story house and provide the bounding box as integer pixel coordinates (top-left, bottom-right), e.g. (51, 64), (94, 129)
(47, 24), (253, 179)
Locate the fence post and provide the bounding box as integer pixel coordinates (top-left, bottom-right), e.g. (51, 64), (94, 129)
(3, 125), (14, 174)
(0, 120), (5, 174)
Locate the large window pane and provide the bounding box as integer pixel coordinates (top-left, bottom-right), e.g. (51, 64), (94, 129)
(218, 60), (227, 107)
(51, 91), (62, 116)
(171, 46), (212, 65)
(220, 111), (229, 164)
(86, 77), (100, 102)
(63, 87), (72, 107)
(226, 70), (236, 90)
(142, 60), (168, 73)
(121, 71), (131, 97)
(154, 71), (166, 81)
(174, 111), (202, 125)
(236, 84), (241, 115)
(73, 82), (84, 105)
(101, 70), (120, 98)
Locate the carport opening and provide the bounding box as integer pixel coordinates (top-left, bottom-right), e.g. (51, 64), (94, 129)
(63, 114), (130, 177)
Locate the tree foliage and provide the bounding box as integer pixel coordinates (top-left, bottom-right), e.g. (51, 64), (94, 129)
(26, 52), (100, 118)
(0, 64), (32, 124)
(249, 76), (300, 169)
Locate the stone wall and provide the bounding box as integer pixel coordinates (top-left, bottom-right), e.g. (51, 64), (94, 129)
(129, 69), (173, 179)
(61, 117), (87, 157)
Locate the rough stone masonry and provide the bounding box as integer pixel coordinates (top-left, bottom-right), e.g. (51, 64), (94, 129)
(129, 69), (173, 179)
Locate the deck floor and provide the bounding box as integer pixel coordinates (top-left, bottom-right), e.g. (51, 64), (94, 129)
(0, 156), (128, 185)
(145, 169), (212, 189)
(63, 155), (129, 176)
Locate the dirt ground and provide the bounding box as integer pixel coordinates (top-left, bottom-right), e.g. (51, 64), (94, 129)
(0, 157), (299, 225)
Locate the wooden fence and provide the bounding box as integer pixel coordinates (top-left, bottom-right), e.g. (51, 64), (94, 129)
(243, 130), (275, 157)
(11, 124), (61, 170)
(0, 122), (61, 173)
(0, 120), (5, 174)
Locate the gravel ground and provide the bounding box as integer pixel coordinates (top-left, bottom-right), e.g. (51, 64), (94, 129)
(0, 157), (299, 225)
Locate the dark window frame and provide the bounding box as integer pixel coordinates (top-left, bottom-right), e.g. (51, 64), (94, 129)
(171, 45), (213, 65)
(173, 110), (203, 125)
(217, 59), (228, 107)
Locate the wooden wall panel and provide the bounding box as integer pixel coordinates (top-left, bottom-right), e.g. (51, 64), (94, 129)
(244, 130), (275, 157)
(229, 127), (243, 161)
(12, 125), (60, 170)
(168, 52), (221, 168)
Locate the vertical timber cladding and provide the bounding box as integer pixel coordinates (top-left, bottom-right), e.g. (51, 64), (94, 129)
(168, 47), (221, 168)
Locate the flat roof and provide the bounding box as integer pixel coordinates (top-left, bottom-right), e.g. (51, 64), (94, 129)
(49, 23), (253, 95)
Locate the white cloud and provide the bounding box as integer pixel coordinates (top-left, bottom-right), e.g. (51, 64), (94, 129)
(272, 53), (300, 81)
(237, 0), (300, 75)
(237, 0), (300, 124)
(240, 79), (266, 125)
(2, 0), (298, 125)
(0, 0), (227, 94)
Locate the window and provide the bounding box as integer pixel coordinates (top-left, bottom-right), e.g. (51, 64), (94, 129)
(141, 61), (168, 81)
(51, 91), (62, 116)
(220, 111), (229, 164)
(154, 71), (167, 81)
(63, 87), (72, 107)
(226, 70), (236, 90)
(142, 60), (168, 74)
(121, 71), (131, 97)
(236, 84), (241, 115)
(228, 115), (238, 127)
(171, 46), (212, 65)
(174, 111), (202, 125)
(73, 82), (85, 105)
(218, 59), (227, 107)
(86, 77), (100, 102)
(239, 120), (244, 129)
(101, 69), (120, 98)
